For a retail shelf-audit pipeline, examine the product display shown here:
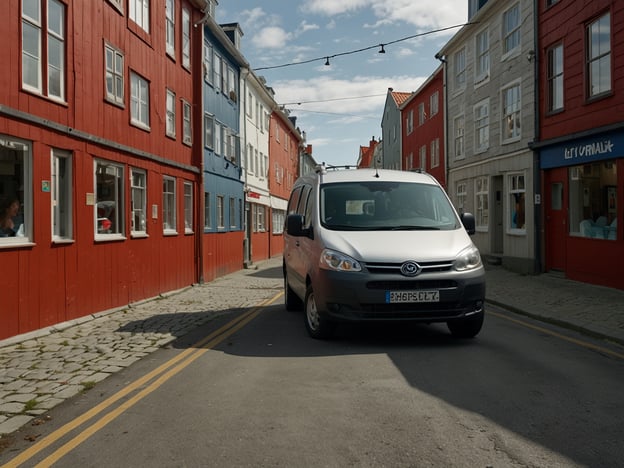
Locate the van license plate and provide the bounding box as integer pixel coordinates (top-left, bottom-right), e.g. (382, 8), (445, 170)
(386, 290), (440, 303)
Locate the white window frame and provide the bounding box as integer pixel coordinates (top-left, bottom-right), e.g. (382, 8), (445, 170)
(502, 81), (521, 143)
(182, 8), (191, 69)
(51, 149), (72, 241)
(204, 42), (213, 84)
(587, 12), (611, 98)
(204, 192), (212, 229)
(502, 3), (520, 58)
(130, 71), (150, 129)
(184, 181), (193, 233)
(475, 176), (489, 231)
(418, 103), (426, 126)
(456, 182), (467, 214)
(182, 100), (192, 145)
(214, 121), (222, 155)
(204, 113), (214, 149)
(419, 145), (427, 171)
(508, 173), (526, 234)
(0, 138), (32, 245)
(229, 197), (236, 229)
(548, 44), (564, 112)
(165, 0), (175, 57)
(129, 0), (150, 34)
(166, 89), (176, 137)
(272, 210), (285, 235)
(453, 48), (466, 92)
(130, 168), (147, 236)
(217, 195), (225, 229)
(430, 92), (439, 117)
(105, 43), (124, 106)
(95, 160), (125, 240)
(21, 0), (66, 101)
(163, 176), (177, 234)
(213, 53), (222, 91)
(474, 99), (490, 153)
(475, 28), (490, 84)
(430, 139), (440, 168)
(453, 114), (465, 160)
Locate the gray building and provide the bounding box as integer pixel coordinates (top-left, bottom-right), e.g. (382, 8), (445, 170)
(437, 0), (537, 273)
(381, 88), (411, 170)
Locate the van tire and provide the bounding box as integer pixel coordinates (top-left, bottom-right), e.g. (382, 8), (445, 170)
(304, 286), (334, 339)
(284, 272), (303, 311)
(447, 312), (484, 338)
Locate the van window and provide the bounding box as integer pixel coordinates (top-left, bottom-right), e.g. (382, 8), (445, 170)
(287, 186), (302, 215)
(320, 181), (460, 231)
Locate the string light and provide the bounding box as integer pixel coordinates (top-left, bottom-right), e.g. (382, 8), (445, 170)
(254, 22), (476, 71)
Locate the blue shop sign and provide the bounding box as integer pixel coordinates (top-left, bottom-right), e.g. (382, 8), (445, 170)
(540, 130), (624, 169)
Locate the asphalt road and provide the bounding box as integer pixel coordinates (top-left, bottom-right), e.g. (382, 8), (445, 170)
(2, 298), (623, 467)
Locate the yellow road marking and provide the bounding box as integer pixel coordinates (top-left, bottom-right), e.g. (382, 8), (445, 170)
(488, 309), (624, 360)
(3, 292), (283, 468)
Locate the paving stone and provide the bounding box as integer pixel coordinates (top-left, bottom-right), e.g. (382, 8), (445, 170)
(0, 402), (26, 414)
(54, 385), (83, 400)
(0, 415), (34, 435)
(5, 393), (38, 404)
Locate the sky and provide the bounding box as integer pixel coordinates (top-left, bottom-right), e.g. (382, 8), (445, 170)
(218, 0), (469, 167)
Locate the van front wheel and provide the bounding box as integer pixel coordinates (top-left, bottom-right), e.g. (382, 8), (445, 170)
(304, 286), (334, 339)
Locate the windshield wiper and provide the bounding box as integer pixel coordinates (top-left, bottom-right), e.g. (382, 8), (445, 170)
(387, 225), (441, 231)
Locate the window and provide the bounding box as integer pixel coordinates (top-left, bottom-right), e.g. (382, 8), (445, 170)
(502, 4), (520, 56)
(509, 173), (526, 232)
(52, 149), (72, 240)
(475, 29), (490, 82)
(204, 42), (213, 84)
(182, 8), (190, 69)
(22, 0), (66, 101)
(419, 146), (427, 171)
(129, 0), (150, 34)
(569, 162), (617, 240)
(213, 53), (222, 90)
(204, 192), (211, 229)
(204, 113), (214, 149)
(474, 100), (490, 152)
(475, 177), (489, 230)
(163, 176), (176, 233)
(166, 89), (176, 137)
(214, 122), (222, 155)
(229, 197), (236, 228)
(547, 44), (564, 111)
(0, 138), (31, 244)
(227, 65), (236, 99)
(453, 115), (465, 160)
(430, 139), (440, 168)
(502, 82), (521, 142)
(587, 12), (611, 98)
(456, 182), (467, 214)
(430, 92), (439, 117)
(217, 195), (224, 228)
(165, 0), (175, 57)
(130, 72), (150, 129)
(253, 204), (266, 232)
(418, 103), (426, 126)
(105, 43), (124, 106)
(182, 100), (192, 144)
(453, 48), (466, 91)
(184, 181), (193, 233)
(95, 160), (124, 238)
(107, 0), (123, 13)
(272, 210), (285, 234)
(130, 168), (146, 235)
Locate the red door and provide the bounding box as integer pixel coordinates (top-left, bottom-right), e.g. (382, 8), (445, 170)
(545, 168), (567, 271)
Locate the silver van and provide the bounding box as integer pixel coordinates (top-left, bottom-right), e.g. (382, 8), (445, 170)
(283, 166), (485, 339)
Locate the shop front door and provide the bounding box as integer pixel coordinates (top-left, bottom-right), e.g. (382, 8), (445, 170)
(545, 168), (567, 271)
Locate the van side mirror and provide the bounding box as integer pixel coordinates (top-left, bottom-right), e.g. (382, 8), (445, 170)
(286, 214), (308, 237)
(460, 212), (476, 235)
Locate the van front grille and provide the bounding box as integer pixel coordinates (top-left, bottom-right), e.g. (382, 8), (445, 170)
(364, 261), (454, 275)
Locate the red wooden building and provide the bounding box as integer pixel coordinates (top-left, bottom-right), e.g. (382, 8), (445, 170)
(0, 0), (207, 340)
(535, 0), (624, 289)
(267, 110), (301, 259)
(399, 65), (446, 189)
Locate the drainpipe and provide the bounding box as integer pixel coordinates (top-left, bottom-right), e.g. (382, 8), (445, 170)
(532, 0), (542, 274)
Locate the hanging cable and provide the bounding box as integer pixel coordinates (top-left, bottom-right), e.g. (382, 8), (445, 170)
(254, 22), (476, 71)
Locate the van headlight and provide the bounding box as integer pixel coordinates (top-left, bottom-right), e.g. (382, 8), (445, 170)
(453, 245), (482, 271)
(320, 249), (362, 272)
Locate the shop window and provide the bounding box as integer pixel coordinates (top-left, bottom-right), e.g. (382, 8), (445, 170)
(569, 162), (617, 240)
(162, 176), (176, 234)
(0, 137), (31, 244)
(509, 173), (526, 232)
(131, 168), (147, 235)
(95, 160), (124, 239)
(52, 149), (72, 240)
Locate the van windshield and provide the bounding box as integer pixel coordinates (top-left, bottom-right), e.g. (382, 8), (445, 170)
(320, 181), (461, 231)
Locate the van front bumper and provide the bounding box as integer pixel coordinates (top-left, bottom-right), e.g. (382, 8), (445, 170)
(312, 267), (485, 323)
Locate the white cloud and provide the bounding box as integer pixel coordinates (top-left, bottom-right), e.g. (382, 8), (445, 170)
(297, 20), (320, 34)
(252, 27), (293, 49)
